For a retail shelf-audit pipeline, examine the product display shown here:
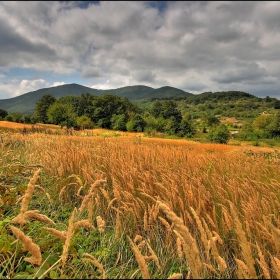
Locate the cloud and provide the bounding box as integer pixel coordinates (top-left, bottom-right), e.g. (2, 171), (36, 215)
(0, 71), (8, 78)
(51, 82), (66, 87)
(14, 79), (49, 96)
(0, 1), (280, 98)
(80, 67), (105, 78)
(133, 70), (157, 83)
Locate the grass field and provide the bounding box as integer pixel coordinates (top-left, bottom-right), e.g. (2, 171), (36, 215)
(1, 121), (280, 279)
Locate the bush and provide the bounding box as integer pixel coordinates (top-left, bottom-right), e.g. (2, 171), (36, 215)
(126, 114), (146, 132)
(111, 114), (127, 131)
(208, 124), (230, 144)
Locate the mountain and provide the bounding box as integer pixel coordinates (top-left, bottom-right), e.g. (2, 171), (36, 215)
(0, 83), (192, 114)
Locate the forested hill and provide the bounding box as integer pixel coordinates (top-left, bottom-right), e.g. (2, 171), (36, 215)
(0, 83), (192, 114)
(185, 91), (260, 104)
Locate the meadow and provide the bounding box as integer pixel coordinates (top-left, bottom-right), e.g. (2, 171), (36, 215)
(1, 122), (280, 279)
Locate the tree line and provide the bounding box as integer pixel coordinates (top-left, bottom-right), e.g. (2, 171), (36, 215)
(1, 92), (280, 144)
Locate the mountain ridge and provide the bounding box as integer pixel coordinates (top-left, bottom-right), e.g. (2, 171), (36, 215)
(0, 83), (192, 114)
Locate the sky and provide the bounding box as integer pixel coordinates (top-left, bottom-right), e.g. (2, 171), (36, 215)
(0, 1), (280, 99)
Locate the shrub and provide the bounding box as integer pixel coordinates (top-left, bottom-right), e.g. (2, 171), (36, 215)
(208, 124), (230, 144)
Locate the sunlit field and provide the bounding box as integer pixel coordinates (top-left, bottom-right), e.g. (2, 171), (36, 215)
(1, 122), (280, 279)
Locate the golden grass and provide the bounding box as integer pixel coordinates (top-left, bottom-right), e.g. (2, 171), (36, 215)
(2, 130), (280, 278)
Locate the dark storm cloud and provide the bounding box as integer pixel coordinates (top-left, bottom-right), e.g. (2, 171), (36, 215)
(80, 67), (105, 78)
(0, 18), (56, 65)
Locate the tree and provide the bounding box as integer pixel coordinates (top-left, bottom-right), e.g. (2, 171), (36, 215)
(208, 124), (230, 144)
(206, 116), (220, 127)
(164, 116), (180, 135)
(126, 114), (146, 132)
(0, 108), (8, 120)
(8, 111), (22, 123)
(161, 100), (182, 123)
(267, 112), (280, 137)
(111, 114), (127, 131)
(47, 103), (77, 128)
(177, 119), (195, 137)
(92, 94), (126, 128)
(151, 101), (163, 118)
(274, 100), (280, 109)
(253, 115), (273, 138)
(76, 115), (94, 129)
(34, 94), (56, 123)
(77, 93), (96, 117)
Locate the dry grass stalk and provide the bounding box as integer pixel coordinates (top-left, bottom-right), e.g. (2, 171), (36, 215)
(61, 208), (76, 267)
(139, 192), (156, 203)
(266, 218), (280, 251)
(146, 242), (161, 269)
(96, 216), (105, 233)
(134, 235), (143, 244)
(76, 185), (84, 199)
(45, 192), (53, 206)
(107, 198), (117, 209)
(204, 212), (217, 230)
(12, 169), (41, 226)
(176, 237), (183, 258)
(190, 207), (209, 256)
(79, 180), (106, 214)
(212, 231), (223, 245)
(74, 220), (95, 230)
(167, 273), (183, 279)
(100, 188), (111, 205)
(58, 182), (77, 202)
(158, 216), (172, 232)
(44, 227), (66, 240)
(256, 243), (270, 279)
(83, 253), (106, 278)
(229, 203), (257, 278)
(137, 240), (146, 249)
(144, 210), (148, 231)
(110, 206), (123, 215)
(21, 169), (41, 213)
(235, 258), (251, 279)
(203, 263), (220, 277)
(157, 201), (203, 279)
(115, 211), (120, 239)
(113, 186), (122, 202)
(209, 237), (227, 272)
(9, 225), (42, 266)
(270, 256), (280, 278)
(128, 236), (150, 279)
(88, 197), (93, 224)
(23, 210), (55, 225)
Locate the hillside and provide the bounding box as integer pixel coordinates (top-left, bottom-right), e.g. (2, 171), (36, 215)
(0, 83), (192, 114)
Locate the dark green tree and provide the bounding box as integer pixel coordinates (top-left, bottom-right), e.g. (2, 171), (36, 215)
(92, 95), (126, 128)
(161, 100), (182, 123)
(57, 96), (81, 115)
(47, 103), (77, 128)
(126, 114), (146, 132)
(9, 111), (22, 123)
(164, 116), (180, 135)
(177, 119), (195, 137)
(268, 112), (280, 137)
(208, 124), (230, 144)
(111, 114), (127, 131)
(0, 108), (8, 120)
(151, 101), (163, 118)
(274, 100), (280, 109)
(206, 116), (220, 127)
(34, 94), (56, 123)
(77, 93), (96, 117)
